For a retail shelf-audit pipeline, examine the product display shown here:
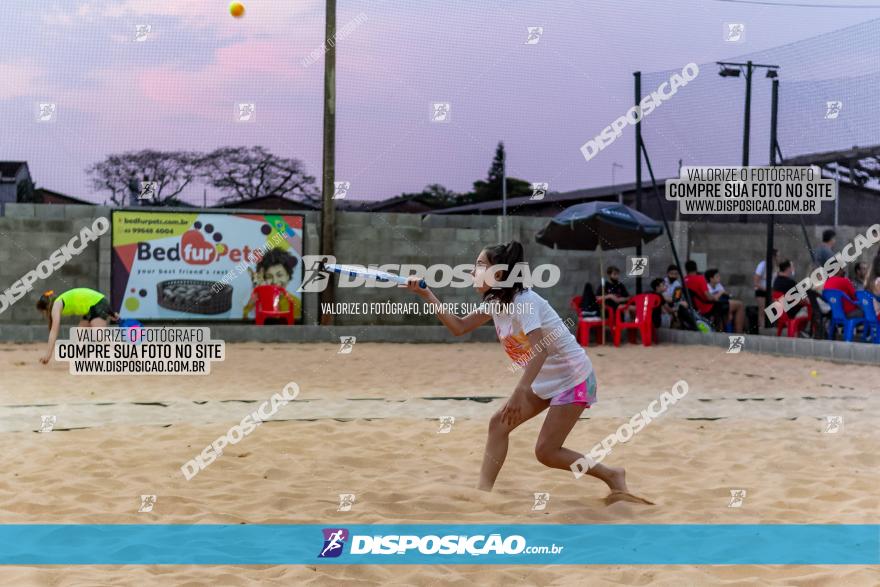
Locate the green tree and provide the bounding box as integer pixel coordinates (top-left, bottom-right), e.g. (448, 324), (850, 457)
(16, 178), (36, 203)
(464, 142), (532, 204)
(421, 183), (459, 207)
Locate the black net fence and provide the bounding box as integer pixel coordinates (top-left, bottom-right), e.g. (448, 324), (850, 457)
(639, 18), (880, 179)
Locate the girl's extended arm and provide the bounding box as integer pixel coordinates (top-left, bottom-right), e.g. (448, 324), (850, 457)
(40, 301), (63, 364)
(405, 278), (491, 336)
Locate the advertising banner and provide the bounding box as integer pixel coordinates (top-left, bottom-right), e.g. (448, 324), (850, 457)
(111, 211), (303, 321)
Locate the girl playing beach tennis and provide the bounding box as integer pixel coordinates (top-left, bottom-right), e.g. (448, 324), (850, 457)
(406, 241), (629, 494)
(36, 288), (119, 364)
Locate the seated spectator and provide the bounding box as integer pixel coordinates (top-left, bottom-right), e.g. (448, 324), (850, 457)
(705, 269), (728, 297)
(578, 282), (601, 319)
(579, 266), (629, 319)
(852, 262), (867, 291)
(706, 268), (745, 333)
(684, 261), (720, 317)
(823, 273), (863, 318)
(771, 260), (803, 319)
(663, 264), (682, 303)
(602, 266), (630, 311)
(684, 260), (744, 333)
(649, 278), (675, 328)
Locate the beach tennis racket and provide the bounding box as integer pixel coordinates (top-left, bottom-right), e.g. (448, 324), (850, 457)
(323, 263), (426, 288)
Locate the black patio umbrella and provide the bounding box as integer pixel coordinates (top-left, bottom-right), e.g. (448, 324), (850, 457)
(536, 201), (664, 343)
(535, 201), (663, 250)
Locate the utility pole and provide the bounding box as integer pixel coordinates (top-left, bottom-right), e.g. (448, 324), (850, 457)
(717, 60), (778, 224)
(764, 78), (779, 329)
(742, 60), (753, 169)
(501, 145), (507, 241)
(741, 60), (753, 224)
(634, 71), (643, 294)
(319, 0), (337, 325)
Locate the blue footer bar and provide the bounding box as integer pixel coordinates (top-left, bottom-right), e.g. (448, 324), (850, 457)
(0, 525), (876, 565)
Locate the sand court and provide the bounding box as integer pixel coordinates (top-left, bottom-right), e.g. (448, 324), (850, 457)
(0, 342), (877, 584)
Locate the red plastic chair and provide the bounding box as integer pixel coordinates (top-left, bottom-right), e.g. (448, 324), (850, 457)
(613, 293), (661, 347)
(771, 291), (811, 338)
(570, 295), (614, 347)
(253, 285), (296, 326)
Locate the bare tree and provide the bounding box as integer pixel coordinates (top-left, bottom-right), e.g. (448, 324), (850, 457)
(199, 146), (319, 205)
(87, 150), (201, 205)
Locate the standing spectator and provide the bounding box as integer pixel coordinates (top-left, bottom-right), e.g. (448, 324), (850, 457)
(754, 249), (777, 328)
(815, 230), (836, 267)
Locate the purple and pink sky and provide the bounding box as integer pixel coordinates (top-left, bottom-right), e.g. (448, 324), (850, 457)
(1, 0), (878, 204)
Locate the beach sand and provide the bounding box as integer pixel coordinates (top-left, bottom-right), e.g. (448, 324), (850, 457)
(0, 341), (877, 586)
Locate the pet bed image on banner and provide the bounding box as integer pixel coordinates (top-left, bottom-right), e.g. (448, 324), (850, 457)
(111, 210), (303, 321)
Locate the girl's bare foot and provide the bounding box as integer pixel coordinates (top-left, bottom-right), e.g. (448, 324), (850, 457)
(605, 466), (628, 492)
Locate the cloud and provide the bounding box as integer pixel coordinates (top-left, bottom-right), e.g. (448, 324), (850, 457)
(100, 0), (320, 36)
(0, 61), (45, 99)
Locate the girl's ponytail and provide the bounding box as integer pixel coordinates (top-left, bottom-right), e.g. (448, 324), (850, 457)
(36, 290), (56, 331)
(482, 240), (527, 306)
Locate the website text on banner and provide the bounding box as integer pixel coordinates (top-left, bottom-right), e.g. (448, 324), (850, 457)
(666, 166), (835, 215)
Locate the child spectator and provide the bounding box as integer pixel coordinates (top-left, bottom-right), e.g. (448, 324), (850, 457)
(705, 269), (727, 297)
(649, 278), (675, 328)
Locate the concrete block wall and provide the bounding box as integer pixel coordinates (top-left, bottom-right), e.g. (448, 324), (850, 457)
(685, 222), (877, 302)
(325, 212), (694, 326)
(0, 205), (108, 325)
(657, 328), (880, 365)
(1, 204), (877, 328)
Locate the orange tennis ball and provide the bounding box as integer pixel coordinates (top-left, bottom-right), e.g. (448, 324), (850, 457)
(229, 2), (245, 18)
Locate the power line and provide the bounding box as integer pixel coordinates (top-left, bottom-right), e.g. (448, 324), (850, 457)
(716, 0), (880, 7)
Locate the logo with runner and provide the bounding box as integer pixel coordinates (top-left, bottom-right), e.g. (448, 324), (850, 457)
(525, 26), (544, 44)
(531, 492), (550, 511)
(318, 528), (349, 558)
(823, 415), (843, 434)
(824, 101), (842, 120)
(728, 489), (747, 508)
(39, 415), (56, 433)
(138, 495), (157, 513)
(337, 493), (356, 512)
(628, 256), (648, 277)
(338, 337), (356, 354)
(530, 182), (548, 201)
(299, 256), (334, 292)
(727, 335), (744, 353)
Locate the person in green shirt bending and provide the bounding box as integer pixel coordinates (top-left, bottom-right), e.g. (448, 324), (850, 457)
(36, 288), (118, 364)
